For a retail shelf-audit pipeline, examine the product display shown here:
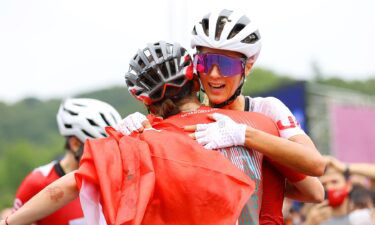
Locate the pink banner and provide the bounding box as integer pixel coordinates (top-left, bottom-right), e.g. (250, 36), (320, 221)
(330, 103), (375, 163)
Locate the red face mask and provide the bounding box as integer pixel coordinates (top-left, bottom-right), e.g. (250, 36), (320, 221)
(327, 186), (349, 207)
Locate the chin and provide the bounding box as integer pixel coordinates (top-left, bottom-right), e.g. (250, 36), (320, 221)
(208, 96), (226, 105)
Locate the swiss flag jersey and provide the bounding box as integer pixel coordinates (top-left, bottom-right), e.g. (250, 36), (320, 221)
(13, 161), (85, 225)
(246, 96), (305, 139)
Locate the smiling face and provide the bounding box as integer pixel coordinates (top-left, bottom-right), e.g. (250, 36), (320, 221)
(198, 47), (252, 105)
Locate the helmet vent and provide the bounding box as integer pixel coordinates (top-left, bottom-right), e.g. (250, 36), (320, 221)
(100, 113), (111, 126)
(215, 16), (228, 41)
(155, 48), (163, 58)
(169, 59), (177, 76)
(63, 107), (78, 116)
(227, 23), (246, 40)
(81, 129), (94, 138)
(87, 118), (99, 126)
(159, 59), (176, 79)
(100, 132), (107, 137)
(192, 26), (197, 35)
(241, 31), (260, 44)
(64, 123), (72, 129)
(201, 18), (209, 36)
(215, 9), (233, 41)
(138, 59), (146, 69)
(73, 103), (86, 107)
(144, 49), (151, 58)
(147, 68), (161, 83)
(139, 76), (154, 89)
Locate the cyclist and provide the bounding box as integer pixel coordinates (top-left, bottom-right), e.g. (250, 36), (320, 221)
(11, 98), (121, 225)
(190, 8), (325, 224)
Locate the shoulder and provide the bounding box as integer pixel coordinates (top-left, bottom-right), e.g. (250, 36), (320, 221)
(247, 96), (293, 123)
(14, 162), (55, 208)
(247, 96), (306, 139)
(34, 161), (56, 177)
(20, 162), (55, 188)
(248, 96), (289, 113)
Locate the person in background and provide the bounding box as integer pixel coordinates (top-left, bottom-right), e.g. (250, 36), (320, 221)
(325, 156), (375, 189)
(10, 98), (121, 225)
(347, 184), (375, 225)
(305, 164), (353, 225)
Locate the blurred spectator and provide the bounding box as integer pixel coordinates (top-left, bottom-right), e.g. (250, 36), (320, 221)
(284, 198), (305, 225)
(305, 164), (352, 225)
(348, 184), (375, 225)
(325, 156), (375, 189)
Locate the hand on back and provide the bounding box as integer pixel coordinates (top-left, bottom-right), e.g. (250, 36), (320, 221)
(185, 113), (247, 150)
(116, 112), (151, 135)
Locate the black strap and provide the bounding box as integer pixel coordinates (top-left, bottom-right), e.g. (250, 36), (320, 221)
(212, 78), (245, 108)
(54, 161), (66, 177)
(244, 96), (250, 111)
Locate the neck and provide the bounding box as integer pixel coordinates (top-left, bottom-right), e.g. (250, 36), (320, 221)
(332, 198), (349, 217)
(60, 151), (79, 173)
(221, 95), (245, 111)
(178, 97), (201, 112)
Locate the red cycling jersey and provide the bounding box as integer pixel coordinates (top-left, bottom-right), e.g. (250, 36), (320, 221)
(13, 161), (85, 225)
(159, 106), (280, 225)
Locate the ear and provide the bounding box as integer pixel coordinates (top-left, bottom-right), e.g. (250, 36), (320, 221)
(244, 62), (253, 78)
(346, 181), (353, 192)
(192, 78), (200, 92)
(68, 136), (82, 152)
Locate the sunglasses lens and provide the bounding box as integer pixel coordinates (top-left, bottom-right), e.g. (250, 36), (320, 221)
(195, 54), (244, 77)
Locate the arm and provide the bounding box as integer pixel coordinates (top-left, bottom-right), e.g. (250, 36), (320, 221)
(349, 164), (375, 179)
(246, 97), (326, 176)
(268, 157), (324, 203)
(285, 177), (324, 203)
(2, 172), (78, 225)
(244, 128), (325, 176)
(186, 112), (326, 176)
(326, 156), (375, 179)
(303, 201), (332, 225)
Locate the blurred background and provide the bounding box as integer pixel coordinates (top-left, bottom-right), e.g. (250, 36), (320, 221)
(1, 0), (375, 223)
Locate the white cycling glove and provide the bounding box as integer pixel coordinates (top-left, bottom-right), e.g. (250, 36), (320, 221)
(194, 113), (247, 150)
(116, 112), (148, 135)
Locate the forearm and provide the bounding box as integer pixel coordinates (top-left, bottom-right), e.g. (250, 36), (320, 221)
(349, 164), (375, 179)
(285, 177), (324, 203)
(244, 127), (325, 176)
(6, 172), (78, 225)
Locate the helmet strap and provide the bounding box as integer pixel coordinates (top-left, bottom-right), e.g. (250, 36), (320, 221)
(70, 144), (84, 162)
(211, 75), (245, 108)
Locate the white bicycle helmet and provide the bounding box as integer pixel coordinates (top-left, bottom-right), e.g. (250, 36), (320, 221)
(57, 98), (121, 142)
(191, 9), (261, 59)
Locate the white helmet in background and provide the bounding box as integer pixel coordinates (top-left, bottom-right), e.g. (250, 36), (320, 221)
(191, 9), (261, 60)
(57, 98), (121, 142)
